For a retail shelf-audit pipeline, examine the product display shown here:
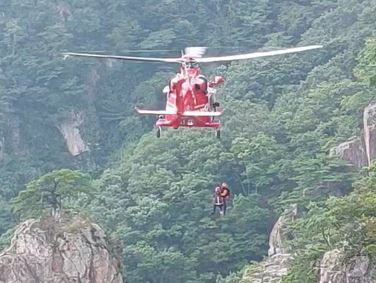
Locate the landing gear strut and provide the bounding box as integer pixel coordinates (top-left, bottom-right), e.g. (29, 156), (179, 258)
(156, 127), (161, 138)
(213, 102), (220, 112)
(216, 129), (221, 139)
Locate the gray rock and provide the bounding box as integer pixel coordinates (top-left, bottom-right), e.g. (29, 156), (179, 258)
(268, 204), (297, 257)
(57, 111), (89, 156)
(0, 136), (4, 162)
(319, 249), (375, 283)
(330, 137), (368, 168)
(240, 206), (297, 283)
(331, 103), (376, 168)
(240, 254), (293, 283)
(0, 217), (123, 283)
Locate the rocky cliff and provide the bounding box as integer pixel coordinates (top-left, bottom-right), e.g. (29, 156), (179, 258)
(319, 249), (375, 283)
(239, 206), (375, 283)
(0, 136), (4, 162)
(239, 205), (297, 283)
(57, 111), (89, 156)
(0, 216), (123, 283)
(331, 103), (376, 167)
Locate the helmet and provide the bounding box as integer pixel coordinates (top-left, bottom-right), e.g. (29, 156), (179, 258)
(221, 182), (228, 188)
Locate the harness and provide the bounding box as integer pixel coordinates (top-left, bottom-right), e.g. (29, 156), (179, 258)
(214, 195), (224, 206)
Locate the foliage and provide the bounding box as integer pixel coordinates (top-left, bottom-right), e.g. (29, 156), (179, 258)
(355, 38), (376, 86)
(0, 0), (375, 282)
(282, 165), (376, 282)
(0, 226), (16, 252)
(12, 169), (92, 219)
(89, 132), (271, 282)
(0, 196), (14, 236)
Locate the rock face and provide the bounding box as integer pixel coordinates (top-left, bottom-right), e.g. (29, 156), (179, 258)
(0, 136), (4, 162)
(363, 103), (376, 166)
(319, 249), (375, 283)
(330, 137), (368, 168)
(240, 205), (297, 283)
(0, 217), (123, 283)
(268, 204), (297, 257)
(57, 111), (88, 156)
(331, 103), (376, 167)
(240, 254), (293, 283)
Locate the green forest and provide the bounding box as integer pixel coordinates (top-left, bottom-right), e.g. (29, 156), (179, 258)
(0, 0), (376, 282)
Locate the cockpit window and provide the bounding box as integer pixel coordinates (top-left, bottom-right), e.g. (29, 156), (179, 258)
(184, 61), (198, 68)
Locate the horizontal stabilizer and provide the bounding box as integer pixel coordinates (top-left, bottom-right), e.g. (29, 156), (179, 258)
(182, 110), (223, 117)
(135, 107), (176, 115)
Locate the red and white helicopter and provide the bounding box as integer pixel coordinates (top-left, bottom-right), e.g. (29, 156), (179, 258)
(63, 45), (322, 138)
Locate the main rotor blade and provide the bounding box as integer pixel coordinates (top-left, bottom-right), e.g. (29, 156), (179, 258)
(63, 52), (182, 63)
(195, 45), (323, 63)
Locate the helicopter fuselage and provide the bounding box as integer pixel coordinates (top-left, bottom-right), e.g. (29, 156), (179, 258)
(152, 65), (223, 130)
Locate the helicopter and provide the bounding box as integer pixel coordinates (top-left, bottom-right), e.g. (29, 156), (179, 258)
(63, 45), (322, 138)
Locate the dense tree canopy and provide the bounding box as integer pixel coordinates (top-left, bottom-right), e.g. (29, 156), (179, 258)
(12, 169), (92, 219)
(0, 0), (375, 282)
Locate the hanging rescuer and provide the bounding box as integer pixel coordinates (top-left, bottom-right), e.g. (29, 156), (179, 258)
(212, 185), (225, 216)
(211, 182), (230, 217)
(220, 183), (230, 215)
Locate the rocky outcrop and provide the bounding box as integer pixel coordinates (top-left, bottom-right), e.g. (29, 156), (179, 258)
(331, 103), (376, 167)
(268, 204), (297, 256)
(330, 137), (368, 168)
(240, 205), (297, 283)
(57, 111), (88, 156)
(319, 249), (375, 283)
(0, 136), (4, 162)
(0, 217), (123, 283)
(240, 254), (293, 283)
(363, 103), (376, 166)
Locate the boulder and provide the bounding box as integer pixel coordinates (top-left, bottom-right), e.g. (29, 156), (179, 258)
(319, 249), (374, 283)
(0, 217), (123, 283)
